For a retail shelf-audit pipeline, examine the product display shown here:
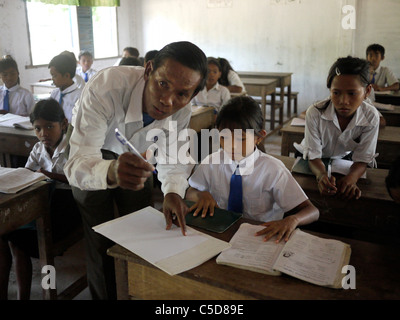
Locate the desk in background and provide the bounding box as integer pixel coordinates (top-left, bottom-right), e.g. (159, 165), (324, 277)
(0, 126), (38, 167)
(273, 155), (399, 244)
(108, 218), (400, 300)
(375, 91), (400, 106)
(280, 124), (400, 169)
(239, 78), (278, 131)
(30, 80), (55, 95)
(189, 106), (215, 133)
(238, 71), (293, 118)
(379, 105), (400, 127)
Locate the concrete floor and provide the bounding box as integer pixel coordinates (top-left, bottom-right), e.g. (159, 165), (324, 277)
(6, 129), (283, 300)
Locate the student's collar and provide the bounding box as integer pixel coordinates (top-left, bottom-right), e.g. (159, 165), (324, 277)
(3, 84), (20, 91)
(323, 100), (372, 130)
(207, 82), (220, 91)
(374, 65), (382, 74)
(222, 147), (261, 176)
(61, 81), (78, 94)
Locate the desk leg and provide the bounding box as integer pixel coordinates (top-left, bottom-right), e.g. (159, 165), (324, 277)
(270, 92), (276, 131)
(261, 89), (266, 130)
(287, 84), (292, 118)
(114, 258), (130, 300)
(281, 131), (290, 156)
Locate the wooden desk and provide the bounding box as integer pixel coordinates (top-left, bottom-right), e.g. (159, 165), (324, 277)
(107, 218), (400, 300)
(238, 71), (293, 117)
(375, 91), (400, 106)
(272, 155), (399, 244)
(380, 105), (400, 127)
(0, 126), (38, 167)
(189, 106), (215, 133)
(239, 78), (278, 130)
(280, 125), (400, 169)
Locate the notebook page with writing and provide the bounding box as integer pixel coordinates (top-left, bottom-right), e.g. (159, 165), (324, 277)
(0, 167), (47, 194)
(93, 206), (230, 275)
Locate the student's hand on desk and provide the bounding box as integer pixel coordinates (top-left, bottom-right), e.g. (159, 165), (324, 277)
(107, 152), (154, 190)
(255, 216), (299, 243)
(163, 193), (189, 236)
(189, 191), (219, 218)
(317, 174), (337, 196)
(336, 176), (361, 200)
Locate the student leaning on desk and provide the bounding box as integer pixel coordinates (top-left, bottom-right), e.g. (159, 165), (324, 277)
(294, 56), (380, 201)
(186, 96), (319, 243)
(64, 41), (207, 300)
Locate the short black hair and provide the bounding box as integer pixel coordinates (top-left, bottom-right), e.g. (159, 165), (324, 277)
(30, 98), (66, 124)
(49, 54), (76, 78)
(216, 96), (264, 137)
(123, 47), (139, 58)
(144, 50), (159, 64)
(326, 56), (370, 88)
(78, 50), (93, 60)
(207, 57), (222, 71)
(366, 44), (385, 57)
(119, 56), (142, 66)
(0, 56), (19, 73)
(152, 41), (207, 96)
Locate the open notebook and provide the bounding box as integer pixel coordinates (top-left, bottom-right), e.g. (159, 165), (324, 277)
(0, 167), (47, 194)
(0, 113), (33, 129)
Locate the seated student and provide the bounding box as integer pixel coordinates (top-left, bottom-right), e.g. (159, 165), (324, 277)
(186, 96), (319, 243)
(0, 57), (34, 116)
(143, 50), (159, 66)
(114, 46), (140, 66)
(76, 50), (97, 83)
(0, 99), (81, 300)
(366, 44), (399, 92)
(191, 57), (231, 113)
(386, 156), (400, 204)
(119, 56), (142, 66)
(49, 53), (83, 123)
(294, 56), (380, 200)
(217, 57), (246, 94)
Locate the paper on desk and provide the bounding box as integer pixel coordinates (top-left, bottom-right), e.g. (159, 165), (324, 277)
(290, 117), (306, 126)
(0, 114), (33, 129)
(93, 206), (231, 275)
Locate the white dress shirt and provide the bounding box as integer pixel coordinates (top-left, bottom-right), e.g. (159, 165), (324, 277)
(371, 65), (399, 87)
(294, 99), (380, 166)
(191, 82), (231, 112)
(25, 134), (70, 190)
(50, 81), (83, 123)
(228, 70), (246, 92)
(189, 148), (308, 222)
(76, 66), (97, 83)
(0, 84), (35, 116)
(64, 66), (194, 197)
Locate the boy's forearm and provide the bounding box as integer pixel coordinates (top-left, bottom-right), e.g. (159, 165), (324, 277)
(185, 187), (201, 202)
(346, 162), (367, 184)
(308, 158), (327, 181)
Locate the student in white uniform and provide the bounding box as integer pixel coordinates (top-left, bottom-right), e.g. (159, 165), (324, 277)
(0, 57), (34, 116)
(76, 50), (97, 83)
(218, 57), (246, 94)
(49, 53), (83, 123)
(0, 99), (80, 300)
(294, 56), (380, 200)
(192, 57), (231, 113)
(366, 44), (399, 92)
(186, 96), (319, 243)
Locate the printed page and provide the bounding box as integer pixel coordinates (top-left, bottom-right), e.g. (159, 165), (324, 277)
(216, 223), (285, 275)
(290, 117), (306, 126)
(0, 167), (47, 194)
(93, 206), (230, 276)
(332, 159), (366, 179)
(273, 229), (350, 287)
(0, 114), (31, 128)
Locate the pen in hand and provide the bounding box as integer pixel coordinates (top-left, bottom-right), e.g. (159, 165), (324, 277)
(115, 128), (157, 174)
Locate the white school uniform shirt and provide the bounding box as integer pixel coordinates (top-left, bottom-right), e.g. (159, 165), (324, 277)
(76, 66), (97, 83)
(228, 70), (246, 93)
(64, 66), (194, 197)
(191, 82), (231, 112)
(0, 84), (35, 116)
(371, 65), (399, 88)
(25, 134), (70, 190)
(189, 148), (308, 222)
(50, 82), (83, 123)
(294, 99), (380, 166)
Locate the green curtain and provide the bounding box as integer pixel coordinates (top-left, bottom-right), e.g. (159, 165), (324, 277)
(25, 0), (120, 6)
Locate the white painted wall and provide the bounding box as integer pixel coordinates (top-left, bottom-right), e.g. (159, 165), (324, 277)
(1, 0), (399, 114)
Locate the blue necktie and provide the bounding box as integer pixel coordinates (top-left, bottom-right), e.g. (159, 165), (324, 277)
(227, 165), (243, 213)
(371, 72), (376, 84)
(3, 90), (9, 112)
(59, 92), (65, 105)
(84, 72), (88, 82)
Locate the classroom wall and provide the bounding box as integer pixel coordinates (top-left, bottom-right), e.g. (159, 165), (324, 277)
(136, 0), (400, 114)
(1, 0), (399, 116)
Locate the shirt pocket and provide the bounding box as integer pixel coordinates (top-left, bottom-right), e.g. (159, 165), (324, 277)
(245, 190), (269, 220)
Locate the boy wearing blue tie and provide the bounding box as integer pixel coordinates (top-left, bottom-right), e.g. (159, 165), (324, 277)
(366, 44), (399, 92)
(76, 50), (97, 83)
(49, 54), (83, 123)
